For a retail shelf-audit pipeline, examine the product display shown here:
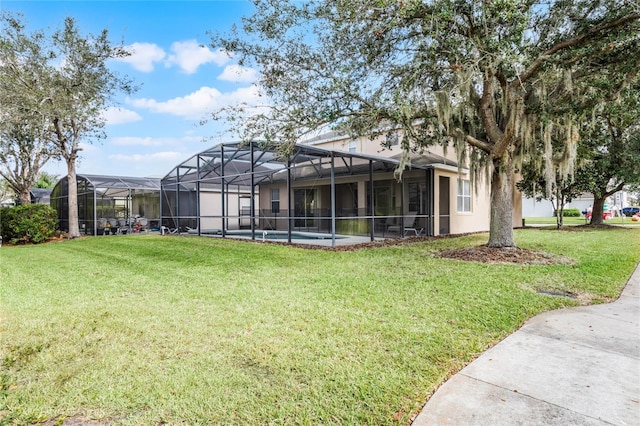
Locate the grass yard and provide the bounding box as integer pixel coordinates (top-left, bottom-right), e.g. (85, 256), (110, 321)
(524, 216), (640, 226)
(1, 228), (639, 425)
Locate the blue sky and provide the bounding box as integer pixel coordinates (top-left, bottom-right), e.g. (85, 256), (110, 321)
(2, 0), (261, 178)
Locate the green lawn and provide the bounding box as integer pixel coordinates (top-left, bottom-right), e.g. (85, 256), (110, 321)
(524, 216), (640, 226)
(2, 229), (639, 425)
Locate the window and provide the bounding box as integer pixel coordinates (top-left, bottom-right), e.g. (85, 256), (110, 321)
(457, 179), (471, 212)
(294, 188), (316, 227)
(348, 140), (356, 153)
(370, 183), (395, 216)
(408, 182), (427, 214)
(271, 188), (280, 214)
(382, 132), (399, 148)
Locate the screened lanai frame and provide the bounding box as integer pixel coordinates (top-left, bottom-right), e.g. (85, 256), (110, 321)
(161, 141), (438, 247)
(50, 174), (161, 236)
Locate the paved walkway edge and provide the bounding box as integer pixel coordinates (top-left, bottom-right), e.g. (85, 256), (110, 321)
(413, 262), (640, 426)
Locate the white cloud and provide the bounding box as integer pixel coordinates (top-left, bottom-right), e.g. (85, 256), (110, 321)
(114, 42), (166, 72)
(101, 107), (142, 125)
(166, 40), (230, 74)
(217, 85), (264, 106)
(129, 87), (222, 118)
(128, 85), (265, 119)
(111, 136), (202, 147)
(217, 64), (259, 83)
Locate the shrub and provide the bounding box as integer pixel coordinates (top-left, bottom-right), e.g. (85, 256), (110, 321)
(553, 208), (581, 217)
(0, 204), (58, 244)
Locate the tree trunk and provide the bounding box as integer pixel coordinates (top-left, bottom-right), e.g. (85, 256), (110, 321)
(487, 159), (516, 248)
(556, 190), (565, 230)
(552, 187), (563, 230)
(18, 189), (31, 205)
(590, 195), (605, 226)
(557, 203), (565, 229)
(66, 158), (81, 238)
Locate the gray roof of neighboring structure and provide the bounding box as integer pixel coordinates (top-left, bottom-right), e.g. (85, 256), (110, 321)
(30, 188), (53, 198)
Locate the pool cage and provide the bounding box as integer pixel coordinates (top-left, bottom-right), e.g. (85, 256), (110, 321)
(161, 141), (438, 246)
(50, 174), (161, 235)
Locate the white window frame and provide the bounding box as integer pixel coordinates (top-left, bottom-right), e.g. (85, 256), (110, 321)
(348, 140), (356, 153)
(271, 188), (280, 213)
(457, 179), (472, 213)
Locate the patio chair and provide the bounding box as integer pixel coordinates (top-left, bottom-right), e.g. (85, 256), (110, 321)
(107, 218), (118, 235)
(387, 212), (422, 236)
(135, 217), (148, 233)
(97, 218), (107, 235)
(161, 225), (179, 235)
(116, 218), (128, 234)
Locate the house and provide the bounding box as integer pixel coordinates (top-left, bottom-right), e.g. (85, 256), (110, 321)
(161, 148), (255, 234)
(159, 133), (520, 246)
(522, 190), (633, 218)
(522, 193), (595, 217)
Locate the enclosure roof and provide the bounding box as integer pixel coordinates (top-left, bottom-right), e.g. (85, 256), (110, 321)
(162, 141), (445, 188)
(78, 174), (162, 191)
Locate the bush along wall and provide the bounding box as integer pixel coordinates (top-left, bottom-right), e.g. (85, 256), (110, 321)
(553, 208), (581, 217)
(0, 204), (58, 244)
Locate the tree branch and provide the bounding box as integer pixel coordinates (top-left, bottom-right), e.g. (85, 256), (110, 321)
(479, 74), (504, 145)
(513, 13), (640, 87)
(458, 130), (492, 153)
(602, 181), (626, 198)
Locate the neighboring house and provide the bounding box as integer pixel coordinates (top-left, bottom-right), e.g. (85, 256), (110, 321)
(0, 189), (51, 207)
(522, 191), (632, 218)
(30, 188), (52, 205)
(0, 197), (16, 207)
(50, 174), (161, 235)
(521, 193), (595, 217)
(160, 132), (520, 245)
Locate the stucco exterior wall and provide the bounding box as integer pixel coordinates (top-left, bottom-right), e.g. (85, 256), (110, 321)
(305, 132), (525, 236)
(430, 167), (491, 236)
(199, 190), (248, 231)
(308, 131), (453, 163)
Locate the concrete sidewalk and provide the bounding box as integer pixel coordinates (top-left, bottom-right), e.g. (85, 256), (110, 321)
(413, 263), (640, 426)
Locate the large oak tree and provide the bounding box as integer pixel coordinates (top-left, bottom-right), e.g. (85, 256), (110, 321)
(1, 14), (135, 237)
(211, 0), (639, 247)
(0, 13), (53, 205)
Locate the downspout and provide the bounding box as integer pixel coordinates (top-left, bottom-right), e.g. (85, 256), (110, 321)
(160, 179), (164, 230)
(287, 158), (292, 243)
(221, 145), (226, 238)
(196, 155), (201, 236)
(330, 152), (336, 247)
(93, 182), (97, 236)
(176, 168), (180, 232)
(225, 183), (230, 234)
(250, 142), (255, 241)
(400, 174), (405, 238)
(369, 160), (374, 241)
(428, 168), (435, 236)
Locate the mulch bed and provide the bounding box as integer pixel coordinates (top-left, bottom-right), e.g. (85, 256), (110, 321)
(248, 234), (576, 265)
(436, 245), (576, 265)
